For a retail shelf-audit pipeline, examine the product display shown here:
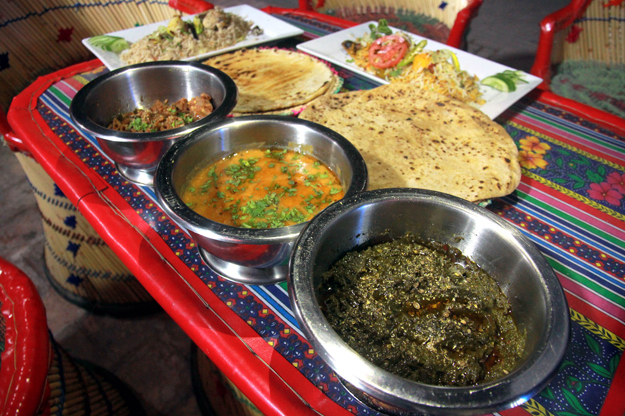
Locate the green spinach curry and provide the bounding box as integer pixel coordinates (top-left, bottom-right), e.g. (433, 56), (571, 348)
(320, 235), (526, 387)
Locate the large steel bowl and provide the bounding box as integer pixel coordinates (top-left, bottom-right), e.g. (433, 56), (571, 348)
(70, 61), (237, 186)
(154, 116), (368, 285)
(289, 188), (570, 416)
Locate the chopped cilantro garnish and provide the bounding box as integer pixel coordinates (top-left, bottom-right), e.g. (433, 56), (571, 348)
(128, 117), (151, 132)
(265, 149), (288, 160)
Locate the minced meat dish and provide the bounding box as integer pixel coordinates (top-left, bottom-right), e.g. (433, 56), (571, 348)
(320, 234), (526, 387)
(108, 93), (214, 132)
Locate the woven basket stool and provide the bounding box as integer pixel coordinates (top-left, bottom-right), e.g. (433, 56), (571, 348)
(191, 343), (263, 416)
(0, 256), (146, 415)
(13, 153), (158, 316)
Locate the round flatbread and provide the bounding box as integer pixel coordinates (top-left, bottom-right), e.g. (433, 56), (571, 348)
(299, 83), (521, 202)
(203, 48), (335, 113)
(231, 72), (342, 117)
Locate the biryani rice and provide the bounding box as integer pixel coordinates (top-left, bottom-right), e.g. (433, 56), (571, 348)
(121, 8), (253, 64)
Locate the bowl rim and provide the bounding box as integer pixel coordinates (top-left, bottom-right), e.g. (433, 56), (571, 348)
(154, 115), (369, 245)
(288, 188), (570, 415)
(69, 60), (238, 143)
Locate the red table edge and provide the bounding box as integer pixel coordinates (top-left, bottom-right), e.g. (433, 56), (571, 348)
(6, 60), (348, 416)
(0, 257), (51, 416)
(531, 88), (625, 137)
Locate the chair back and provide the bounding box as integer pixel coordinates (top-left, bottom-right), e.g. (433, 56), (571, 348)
(560, 0), (624, 65)
(532, 0), (624, 86)
(0, 257), (51, 416)
(304, 0), (482, 47)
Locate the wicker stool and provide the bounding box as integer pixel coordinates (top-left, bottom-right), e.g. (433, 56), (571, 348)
(191, 343), (263, 416)
(0, 256), (146, 415)
(13, 153), (158, 316)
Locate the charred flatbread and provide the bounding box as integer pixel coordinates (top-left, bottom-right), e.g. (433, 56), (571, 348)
(203, 48), (336, 114)
(299, 83), (521, 202)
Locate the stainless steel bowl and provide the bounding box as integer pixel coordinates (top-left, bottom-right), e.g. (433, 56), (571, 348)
(289, 188), (570, 416)
(70, 61), (237, 186)
(154, 116), (368, 285)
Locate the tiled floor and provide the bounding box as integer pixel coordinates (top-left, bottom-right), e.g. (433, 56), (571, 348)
(0, 0), (570, 414)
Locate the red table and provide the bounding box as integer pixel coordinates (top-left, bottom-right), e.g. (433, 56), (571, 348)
(6, 8), (625, 416)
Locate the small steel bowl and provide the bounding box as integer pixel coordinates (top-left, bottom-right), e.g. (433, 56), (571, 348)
(289, 188), (570, 416)
(70, 61), (237, 186)
(154, 115), (368, 285)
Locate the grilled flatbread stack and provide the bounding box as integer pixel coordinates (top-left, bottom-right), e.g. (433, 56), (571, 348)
(203, 48), (339, 116)
(299, 83), (521, 202)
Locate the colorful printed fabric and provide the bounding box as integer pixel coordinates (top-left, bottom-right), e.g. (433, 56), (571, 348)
(35, 17), (625, 416)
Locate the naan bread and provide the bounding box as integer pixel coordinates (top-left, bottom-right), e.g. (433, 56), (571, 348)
(299, 83), (521, 202)
(203, 48), (335, 113)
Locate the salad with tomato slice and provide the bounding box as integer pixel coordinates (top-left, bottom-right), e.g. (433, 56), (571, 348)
(342, 20), (484, 106)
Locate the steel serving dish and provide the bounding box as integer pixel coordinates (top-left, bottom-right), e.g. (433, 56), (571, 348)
(154, 115), (368, 285)
(70, 61), (237, 186)
(289, 188), (570, 416)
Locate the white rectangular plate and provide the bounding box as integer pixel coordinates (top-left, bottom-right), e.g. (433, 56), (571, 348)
(297, 22), (542, 119)
(83, 5), (304, 70)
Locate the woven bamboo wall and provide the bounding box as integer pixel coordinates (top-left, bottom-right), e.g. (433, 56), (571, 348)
(562, 0), (624, 65)
(0, 0), (175, 109)
(315, 0), (469, 28)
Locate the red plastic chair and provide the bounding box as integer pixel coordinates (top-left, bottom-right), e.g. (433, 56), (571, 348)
(0, 257), (50, 415)
(530, 0), (593, 89)
(0, 257), (146, 415)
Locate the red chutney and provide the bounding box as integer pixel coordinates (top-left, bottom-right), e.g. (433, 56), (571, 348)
(180, 148), (345, 229)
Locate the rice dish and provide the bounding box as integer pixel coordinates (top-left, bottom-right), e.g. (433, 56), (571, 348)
(120, 8), (259, 64)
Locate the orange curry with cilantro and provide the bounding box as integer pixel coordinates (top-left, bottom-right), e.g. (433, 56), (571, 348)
(181, 148), (344, 229)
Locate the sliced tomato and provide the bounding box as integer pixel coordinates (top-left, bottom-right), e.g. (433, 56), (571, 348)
(368, 35), (409, 69)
